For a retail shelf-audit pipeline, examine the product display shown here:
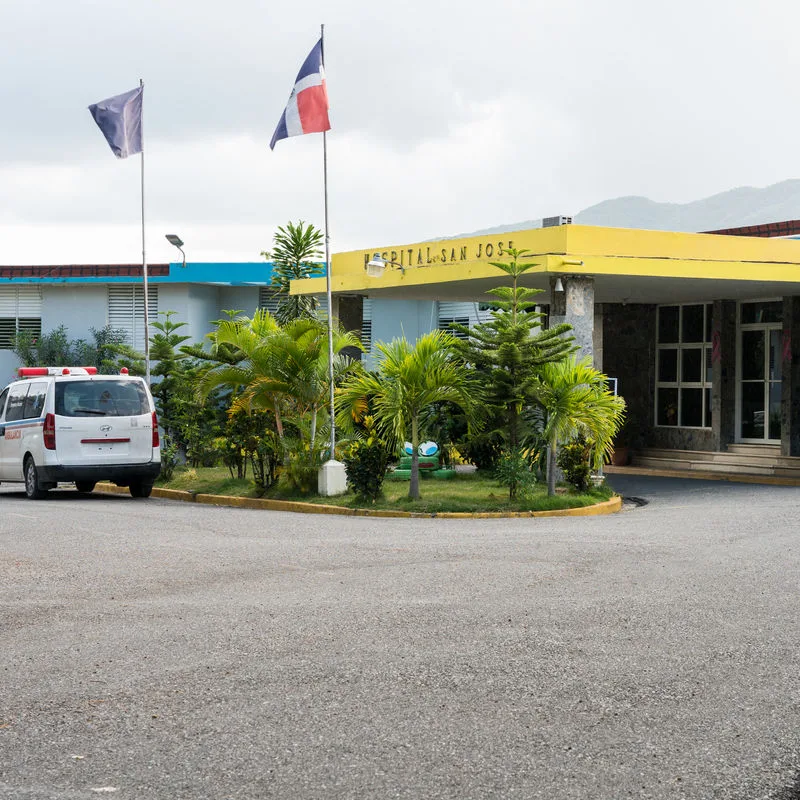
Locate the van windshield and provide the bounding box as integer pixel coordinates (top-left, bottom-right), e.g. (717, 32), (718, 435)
(55, 380), (150, 418)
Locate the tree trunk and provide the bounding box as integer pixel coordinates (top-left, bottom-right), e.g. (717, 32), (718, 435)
(547, 439), (557, 497)
(408, 416), (421, 501)
(310, 409), (317, 451)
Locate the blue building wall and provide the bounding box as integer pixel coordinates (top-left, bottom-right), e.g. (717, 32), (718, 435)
(367, 299), (437, 367)
(0, 261), (291, 380)
(42, 285), (108, 340)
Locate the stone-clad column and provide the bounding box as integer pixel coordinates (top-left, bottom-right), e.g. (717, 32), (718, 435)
(550, 275), (595, 363)
(781, 296), (800, 457)
(712, 300), (736, 452)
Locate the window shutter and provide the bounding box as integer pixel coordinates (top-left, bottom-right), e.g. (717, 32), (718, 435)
(16, 286), (43, 317)
(0, 286), (42, 349)
(361, 298), (372, 353)
(0, 289), (16, 317)
(0, 320), (16, 349)
(259, 289), (327, 319)
(108, 285), (158, 351)
(258, 288), (281, 316)
(438, 301), (475, 340)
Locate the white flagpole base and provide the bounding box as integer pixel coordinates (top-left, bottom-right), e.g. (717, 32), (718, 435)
(318, 459), (347, 496)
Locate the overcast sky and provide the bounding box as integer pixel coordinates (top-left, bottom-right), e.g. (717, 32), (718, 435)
(1, 0), (798, 265)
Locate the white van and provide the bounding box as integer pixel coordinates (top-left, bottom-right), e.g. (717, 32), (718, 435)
(0, 366), (161, 499)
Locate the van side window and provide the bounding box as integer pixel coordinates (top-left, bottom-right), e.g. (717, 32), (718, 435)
(0, 388), (8, 419)
(5, 384), (29, 422)
(23, 382), (47, 419)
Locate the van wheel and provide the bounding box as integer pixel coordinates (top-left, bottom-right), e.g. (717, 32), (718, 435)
(75, 481), (96, 494)
(24, 458), (48, 500)
(129, 481), (153, 498)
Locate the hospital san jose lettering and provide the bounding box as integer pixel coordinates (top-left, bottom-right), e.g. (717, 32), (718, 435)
(363, 239), (514, 269)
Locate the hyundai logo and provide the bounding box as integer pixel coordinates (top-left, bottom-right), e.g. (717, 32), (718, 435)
(100, 425), (113, 432)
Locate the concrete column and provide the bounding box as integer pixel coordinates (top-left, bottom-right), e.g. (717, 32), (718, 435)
(781, 296), (800, 456)
(712, 300), (737, 452)
(550, 275), (595, 362)
(593, 303), (604, 372)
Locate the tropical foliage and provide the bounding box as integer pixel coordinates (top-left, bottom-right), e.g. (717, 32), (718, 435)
(262, 220), (325, 324)
(12, 324), (144, 375)
(150, 312), (225, 466)
(196, 309), (361, 466)
(531, 356), (626, 495)
(342, 415), (390, 501)
(453, 248), (575, 456)
(337, 330), (480, 500)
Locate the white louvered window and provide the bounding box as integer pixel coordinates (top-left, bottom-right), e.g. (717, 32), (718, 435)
(361, 298), (372, 353)
(258, 288), (328, 319)
(437, 301), (490, 341)
(258, 287), (281, 316)
(107, 286), (158, 352)
(0, 286), (42, 349)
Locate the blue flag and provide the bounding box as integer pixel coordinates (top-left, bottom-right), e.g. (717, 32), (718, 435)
(88, 86), (143, 159)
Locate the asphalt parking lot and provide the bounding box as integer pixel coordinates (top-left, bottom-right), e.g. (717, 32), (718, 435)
(2, 475), (800, 799)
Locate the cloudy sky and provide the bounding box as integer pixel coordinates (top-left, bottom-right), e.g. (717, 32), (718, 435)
(1, 0), (798, 265)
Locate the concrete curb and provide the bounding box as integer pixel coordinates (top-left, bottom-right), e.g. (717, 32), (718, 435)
(604, 464), (800, 487)
(95, 483), (622, 519)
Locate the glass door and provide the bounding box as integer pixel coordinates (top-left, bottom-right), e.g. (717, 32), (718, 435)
(739, 323), (782, 442)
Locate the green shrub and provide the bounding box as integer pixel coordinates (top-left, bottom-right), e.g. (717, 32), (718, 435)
(343, 438), (390, 501)
(249, 431), (281, 496)
(494, 449), (536, 500)
(160, 436), (179, 482)
(557, 436), (593, 492)
(220, 406), (282, 492)
(460, 431), (505, 471)
(283, 449), (320, 494)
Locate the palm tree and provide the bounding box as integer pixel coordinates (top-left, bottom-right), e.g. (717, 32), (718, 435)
(197, 311), (361, 455)
(530, 356), (626, 496)
(338, 330), (480, 501)
(195, 308), (287, 439)
(257, 317), (361, 453)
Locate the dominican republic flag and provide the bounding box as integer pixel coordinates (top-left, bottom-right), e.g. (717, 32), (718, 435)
(270, 38), (330, 150)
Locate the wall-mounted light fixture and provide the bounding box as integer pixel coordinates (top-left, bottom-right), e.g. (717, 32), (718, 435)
(365, 253), (407, 278)
(562, 258), (584, 266)
(554, 277), (564, 292)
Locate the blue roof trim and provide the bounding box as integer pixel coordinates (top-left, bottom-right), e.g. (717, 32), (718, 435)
(6, 261), (327, 286)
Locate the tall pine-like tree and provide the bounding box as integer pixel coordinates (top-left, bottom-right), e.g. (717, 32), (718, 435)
(262, 221), (324, 324)
(452, 249), (576, 497)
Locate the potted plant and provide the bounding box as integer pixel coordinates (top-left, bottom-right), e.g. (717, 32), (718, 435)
(608, 411), (645, 466)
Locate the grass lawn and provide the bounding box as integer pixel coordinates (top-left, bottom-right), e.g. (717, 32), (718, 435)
(157, 466), (614, 514)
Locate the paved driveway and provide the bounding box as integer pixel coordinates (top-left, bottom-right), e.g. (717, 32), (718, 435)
(1, 478), (800, 799)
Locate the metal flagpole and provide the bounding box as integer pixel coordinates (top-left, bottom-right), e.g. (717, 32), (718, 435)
(321, 24), (336, 461)
(139, 78), (151, 385)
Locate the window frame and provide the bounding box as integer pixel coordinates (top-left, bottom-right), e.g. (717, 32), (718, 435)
(0, 286), (43, 350)
(107, 285), (158, 352)
(655, 303), (713, 430)
(5, 383), (30, 423)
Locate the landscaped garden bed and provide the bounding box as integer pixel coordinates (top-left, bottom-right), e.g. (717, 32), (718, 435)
(157, 466), (614, 514)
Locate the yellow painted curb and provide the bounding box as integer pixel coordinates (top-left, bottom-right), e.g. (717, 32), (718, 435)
(604, 465), (800, 487)
(95, 483), (622, 519)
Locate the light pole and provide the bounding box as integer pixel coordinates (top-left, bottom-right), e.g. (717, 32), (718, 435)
(165, 234), (186, 268)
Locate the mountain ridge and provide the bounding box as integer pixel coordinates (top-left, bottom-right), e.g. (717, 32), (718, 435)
(443, 179), (800, 239)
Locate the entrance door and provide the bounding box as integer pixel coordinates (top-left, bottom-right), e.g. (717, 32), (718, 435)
(739, 302), (782, 442)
